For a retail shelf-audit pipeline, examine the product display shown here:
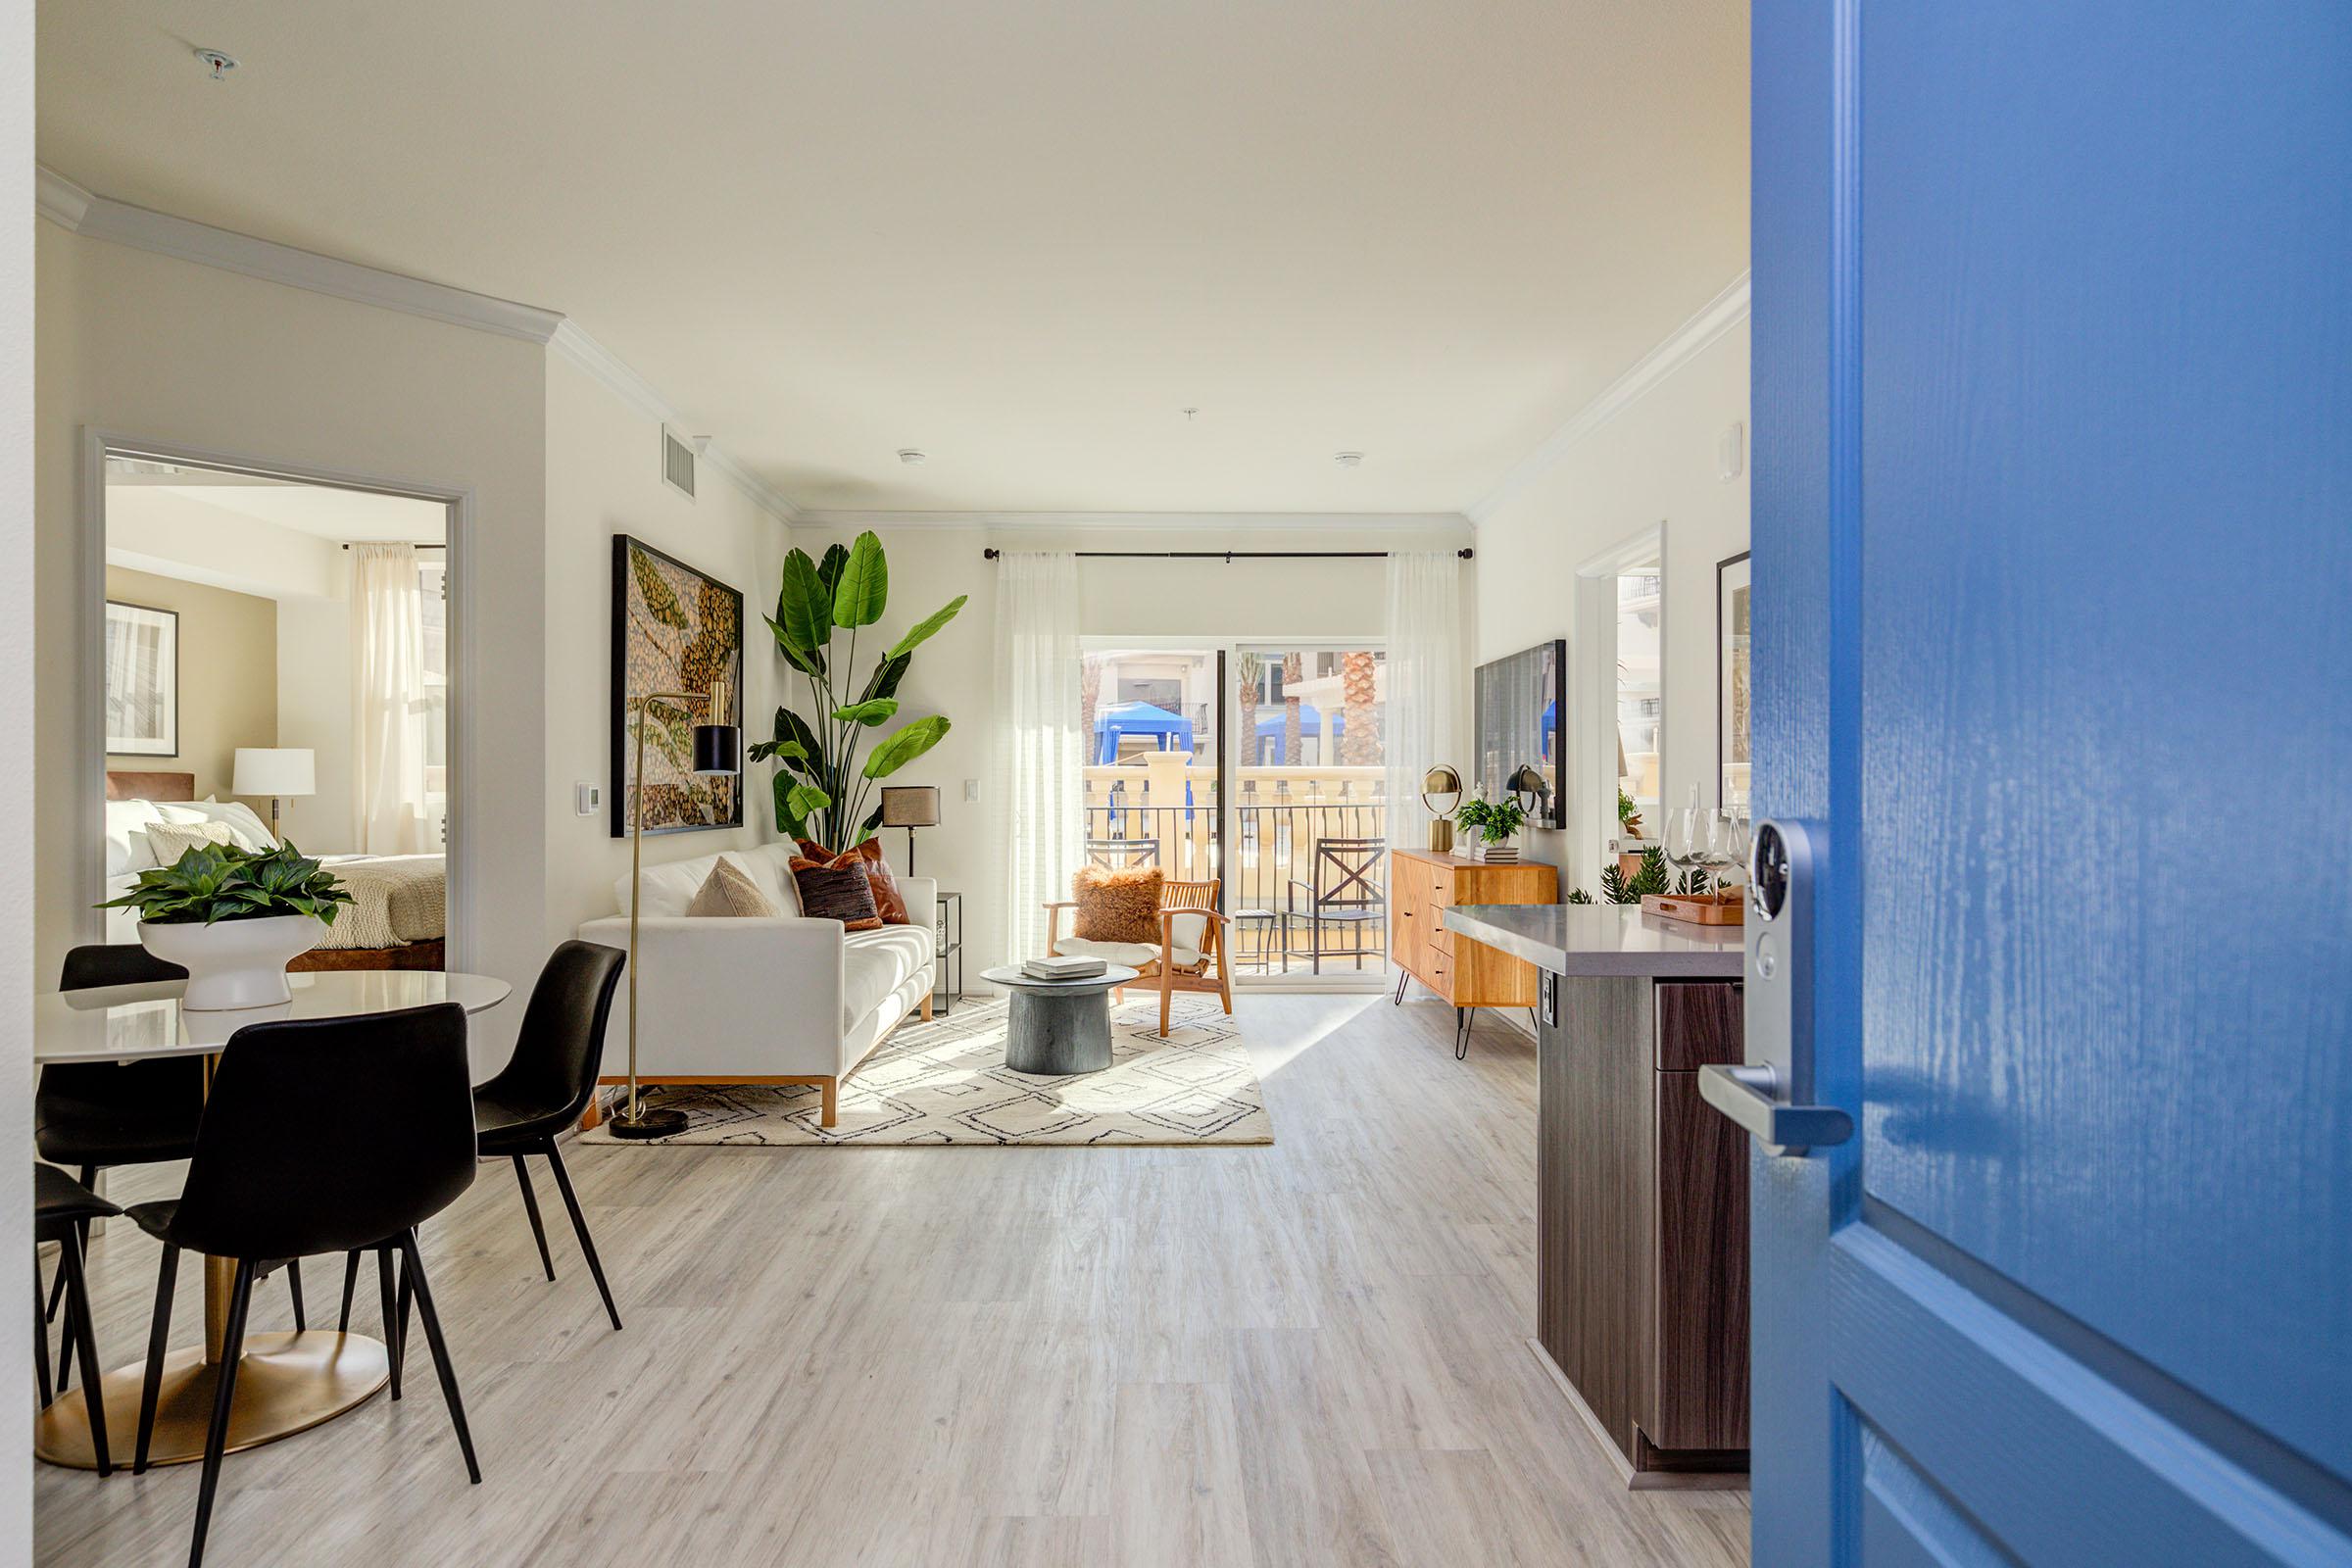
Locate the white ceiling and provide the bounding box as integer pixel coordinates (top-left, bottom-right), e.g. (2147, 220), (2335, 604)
(39, 0), (1749, 515)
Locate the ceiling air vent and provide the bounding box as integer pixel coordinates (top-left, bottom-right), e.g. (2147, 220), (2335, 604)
(662, 425), (698, 502)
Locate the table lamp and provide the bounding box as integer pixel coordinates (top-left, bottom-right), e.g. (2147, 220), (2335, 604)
(231, 747), (315, 844)
(1508, 762), (1551, 821)
(1420, 764), (1462, 853)
(880, 785), (941, 873)
(614, 677), (741, 1141)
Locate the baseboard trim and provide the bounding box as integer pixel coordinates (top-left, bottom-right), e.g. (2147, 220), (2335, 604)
(1525, 1339), (1748, 1493)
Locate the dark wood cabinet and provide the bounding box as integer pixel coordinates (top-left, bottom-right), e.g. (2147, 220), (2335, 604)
(1537, 975), (1748, 1484)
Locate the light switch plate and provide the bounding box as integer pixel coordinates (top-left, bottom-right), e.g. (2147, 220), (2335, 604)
(575, 782), (602, 816)
(962, 779), (980, 802)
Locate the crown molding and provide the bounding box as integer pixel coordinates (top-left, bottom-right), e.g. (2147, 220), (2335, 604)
(41, 167), (798, 525)
(37, 166), (564, 343)
(1467, 270), (1750, 524)
(792, 509), (1470, 534)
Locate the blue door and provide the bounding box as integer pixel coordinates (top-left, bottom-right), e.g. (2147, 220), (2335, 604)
(1738, 2), (2352, 1562)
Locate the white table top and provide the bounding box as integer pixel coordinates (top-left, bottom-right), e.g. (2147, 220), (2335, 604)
(34, 970), (514, 1064)
(980, 963), (1141, 991)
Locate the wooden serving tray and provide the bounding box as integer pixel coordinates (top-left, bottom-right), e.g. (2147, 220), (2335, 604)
(1642, 893), (1744, 926)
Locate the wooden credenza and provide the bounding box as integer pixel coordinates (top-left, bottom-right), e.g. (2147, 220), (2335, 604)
(1389, 849), (1556, 1008)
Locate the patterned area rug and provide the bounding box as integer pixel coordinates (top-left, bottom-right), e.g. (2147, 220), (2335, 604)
(578, 995), (1272, 1147)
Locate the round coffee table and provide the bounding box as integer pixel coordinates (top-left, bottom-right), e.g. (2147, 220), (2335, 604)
(982, 963), (1141, 1075)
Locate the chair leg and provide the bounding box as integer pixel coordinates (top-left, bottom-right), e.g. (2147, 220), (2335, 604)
(512, 1155), (556, 1282)
(375, 1248), (404, 1400)
(44, 1164), (96, 1325)
(543, 1144), (622, 1331)
(135, 1245), (179, 1474)
(396, 1230), (481, 1485)
(1158, 967), (1175, 1038)
(189, 1259), (257, 1568)
(33, 1261), (52, 1409)
(337, 1250), (361, 1333)
(284, 1257), (306, 1332)
(57, 1229), (111, 1477)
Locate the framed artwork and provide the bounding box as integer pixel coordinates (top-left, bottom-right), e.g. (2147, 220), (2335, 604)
(1717, 551), (1751, 808)
(611, 534), (743, 837)
(105, 601), (179, 757)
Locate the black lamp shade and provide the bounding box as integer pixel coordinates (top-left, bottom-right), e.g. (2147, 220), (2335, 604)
(880, 785), (941, 828)
(692, 722), (742, 776)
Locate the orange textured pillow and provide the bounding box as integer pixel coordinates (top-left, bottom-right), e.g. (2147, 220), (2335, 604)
(795, 837), (910, 925)
(1073, 863), (1163, 944)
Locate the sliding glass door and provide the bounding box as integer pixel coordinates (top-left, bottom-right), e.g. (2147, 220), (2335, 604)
(1080, 644), (1222, 883)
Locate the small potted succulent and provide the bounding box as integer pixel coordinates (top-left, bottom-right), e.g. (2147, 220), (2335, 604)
(98, 841), (354, 1010)
(1454, 793), (1529, 863)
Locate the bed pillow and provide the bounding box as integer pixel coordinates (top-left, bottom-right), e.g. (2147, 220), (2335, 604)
(143, 820), (238, 864)
(1073, 863), (1164, 945)
(685, 858), (776, 917)
(794, 837), (909, 925)
(155, 798), (276, 852)
(105, 800), (168, 876)
(788, 857), (884, 931)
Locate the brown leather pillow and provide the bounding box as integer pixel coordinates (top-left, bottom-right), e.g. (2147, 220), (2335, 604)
(1073, 863), (1163, 944)
(789, 858), (883, 931)
(795, 837), (910, 925)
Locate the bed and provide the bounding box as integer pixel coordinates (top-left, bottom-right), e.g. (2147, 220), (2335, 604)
(103, 769), (446, 971)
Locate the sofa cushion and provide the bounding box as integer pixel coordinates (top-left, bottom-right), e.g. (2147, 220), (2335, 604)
(733, 847), (804, 917)
(614, 851), (724, 917)
(842, 924), (935, 1031)
(686, 858), (775, 916)
(1054, 936), (1202, 969)
(795, 837), (910, 924)
(792, 858), (883, 930)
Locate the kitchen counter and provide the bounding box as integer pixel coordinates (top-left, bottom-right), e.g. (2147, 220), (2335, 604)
(1444, 902), (1743, 978)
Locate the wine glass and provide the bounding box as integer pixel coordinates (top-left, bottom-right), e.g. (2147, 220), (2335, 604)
(1663, 784), (1706, 891)
(1701, 809), (1749, 901)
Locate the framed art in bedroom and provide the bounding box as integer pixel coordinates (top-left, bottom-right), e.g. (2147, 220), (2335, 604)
(611, 534), (745, 837)
(104, 599), (179, 756)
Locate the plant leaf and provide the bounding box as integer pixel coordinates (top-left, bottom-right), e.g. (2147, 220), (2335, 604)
(887, 595), (966, 660)
(832, 531), (889, 628)
(813, 542), (851, 601)
(860, 652), (911, 705)
(775, 548), (833, 656)
(772, 707), (825, 778)
(766, 613), (826, 678)
(861, 714), (950, 778)
(832, 699), (899, 726)
(786, 782), (833, 820)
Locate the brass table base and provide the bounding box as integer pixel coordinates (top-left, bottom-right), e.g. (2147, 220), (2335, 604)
(34, 1330), (390, 1470)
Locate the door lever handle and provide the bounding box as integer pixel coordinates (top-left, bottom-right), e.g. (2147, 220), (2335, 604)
(1698, 1063), (1852, 1155)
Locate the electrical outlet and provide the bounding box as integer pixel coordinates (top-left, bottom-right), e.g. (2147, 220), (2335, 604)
(962, 779), (980, 802)
(575, 782), (602, 816)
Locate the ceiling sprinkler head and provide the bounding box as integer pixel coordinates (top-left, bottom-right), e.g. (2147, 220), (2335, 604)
(1335, 451), (1365, 467)
(897, 449), (926, 466)
(195, 48), (239, 80)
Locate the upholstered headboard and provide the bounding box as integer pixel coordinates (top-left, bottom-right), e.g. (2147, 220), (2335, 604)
(107, 769), (196, 803)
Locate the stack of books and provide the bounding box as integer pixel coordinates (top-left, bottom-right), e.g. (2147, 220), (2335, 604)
(1468, 842), (1520, 863)
(1023, 954), (1107, 981)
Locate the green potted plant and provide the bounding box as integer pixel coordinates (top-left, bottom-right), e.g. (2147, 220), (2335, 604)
(1454, 793), (1529, 863)
(753, 531), (965, 850)
(99, 840), (355, 1010)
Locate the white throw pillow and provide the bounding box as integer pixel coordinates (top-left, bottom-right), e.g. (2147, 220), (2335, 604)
(156, 798), (276, 851)
(143, 819), (237, 864)
(106, 800), (168, 876)
(614, 854), (721, 918)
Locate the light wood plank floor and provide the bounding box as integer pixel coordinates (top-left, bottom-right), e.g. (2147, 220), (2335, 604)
(36, 993), (1749, 1567)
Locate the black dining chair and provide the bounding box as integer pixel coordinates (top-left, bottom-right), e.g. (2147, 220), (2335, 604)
(42, 946), (306, 1371)
(336, 942), (627, 1337)
(128, 1003), (482, 1568)
(35, 1163), (120, 1476)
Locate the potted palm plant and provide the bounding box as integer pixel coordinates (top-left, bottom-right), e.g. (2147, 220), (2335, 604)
(99, 841), (355, 1009)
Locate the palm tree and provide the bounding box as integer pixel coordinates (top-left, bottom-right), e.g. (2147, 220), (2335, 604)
(1236, 652), (1262, 764)
(1080, 657), (1102, 746)
(1339, 650), (1377, 766)
(1281, 651), (1304, 765)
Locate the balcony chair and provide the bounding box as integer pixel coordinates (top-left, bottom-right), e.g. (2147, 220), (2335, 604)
(1044, 876), (1233, 1037)
(1083, 836), (1160, 869)
(1286, 836), (1388, 974)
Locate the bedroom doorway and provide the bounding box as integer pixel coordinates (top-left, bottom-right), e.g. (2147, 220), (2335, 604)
(91, 440), (465, 974)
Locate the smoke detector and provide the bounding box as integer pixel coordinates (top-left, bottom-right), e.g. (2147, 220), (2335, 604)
(1334, 451), (1365, 467)
(897, 449), (926, 466)
(194, 48), (239, 79)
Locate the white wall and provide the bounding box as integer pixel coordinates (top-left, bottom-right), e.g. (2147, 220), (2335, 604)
(542, 352), (791, 947)
(3, 0), (35, 1544)
(275, 578), (356, 850)
(35, 222), (551, 1065)
(1474, 321), (1749, 894)
(779, 522), (1474, 973)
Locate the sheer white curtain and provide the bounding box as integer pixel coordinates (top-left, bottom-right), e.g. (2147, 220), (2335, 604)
(351, 542), (431, 855)
(995, 553), (1085, 964)
(1383, 551), (1465, 850)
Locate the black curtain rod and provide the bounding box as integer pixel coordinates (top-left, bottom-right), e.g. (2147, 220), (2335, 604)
(981, 547), (1472, 562)
(339, 542), (447, 550)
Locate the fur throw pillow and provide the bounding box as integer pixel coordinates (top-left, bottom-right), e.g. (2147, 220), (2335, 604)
(1073, 863), (1164, 945)
(789, 858), (883, 931)
(794, 837), (910, 925)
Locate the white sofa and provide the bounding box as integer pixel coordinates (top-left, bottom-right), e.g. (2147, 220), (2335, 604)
(576, 842), (937, 1127)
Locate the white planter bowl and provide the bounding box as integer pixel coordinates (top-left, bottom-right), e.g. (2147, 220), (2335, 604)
(138, 914), (324, 1011)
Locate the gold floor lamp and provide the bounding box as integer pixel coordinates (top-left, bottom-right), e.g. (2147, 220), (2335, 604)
(611, 678), (741, 1141)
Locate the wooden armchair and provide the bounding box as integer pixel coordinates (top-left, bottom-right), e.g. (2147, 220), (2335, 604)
(1042, 876), (1234, 1037)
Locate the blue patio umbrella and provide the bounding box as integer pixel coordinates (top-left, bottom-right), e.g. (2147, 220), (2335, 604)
(1093, 701), (1195, 764)
(1253, 703), (1344, 762)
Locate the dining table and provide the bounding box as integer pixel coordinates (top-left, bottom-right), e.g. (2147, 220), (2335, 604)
(31, 968), (512, 1471)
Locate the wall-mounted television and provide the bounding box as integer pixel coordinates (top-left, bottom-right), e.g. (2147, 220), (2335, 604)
(1473, 639), (1567, 829)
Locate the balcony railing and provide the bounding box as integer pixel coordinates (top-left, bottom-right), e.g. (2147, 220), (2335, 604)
(1082, 763), (1390, 973)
